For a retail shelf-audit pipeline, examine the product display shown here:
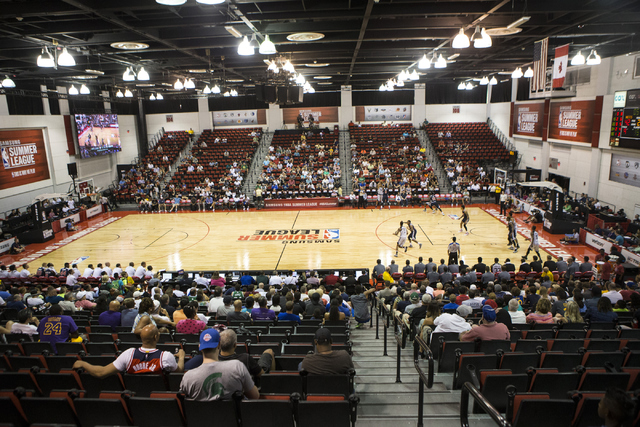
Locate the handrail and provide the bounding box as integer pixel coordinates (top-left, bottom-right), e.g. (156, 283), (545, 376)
(413, 332), (436, 427)
(459, 382), (511, 427)
(377, 298), (390, 357)
(393, 313), (408, 383)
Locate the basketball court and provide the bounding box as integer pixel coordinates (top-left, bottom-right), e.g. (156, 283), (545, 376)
(78, 126), (119, 148)
(2, 206), (581, 273)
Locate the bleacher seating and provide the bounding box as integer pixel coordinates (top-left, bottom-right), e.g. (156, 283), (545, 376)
(258, 129), (341, 199)
(348, 123), (439, 204)
(0, 315), (357, 427)
(115, 130), (190, 203)
(166, 128), (260, 197)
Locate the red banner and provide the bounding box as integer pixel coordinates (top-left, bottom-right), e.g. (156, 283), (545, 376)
(548, 100), (596, 144)
(0, 128), (50, 190)
(264, 197), (339, 209)
(512, 102), (545, 138)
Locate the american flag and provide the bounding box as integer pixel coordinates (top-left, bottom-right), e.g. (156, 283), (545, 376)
(532, 38), (548, 92)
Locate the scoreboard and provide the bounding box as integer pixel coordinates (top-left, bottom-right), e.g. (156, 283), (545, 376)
(610, 89), (640, 149)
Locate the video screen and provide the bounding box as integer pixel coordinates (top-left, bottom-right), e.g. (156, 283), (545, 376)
(75, 113), (121, 159)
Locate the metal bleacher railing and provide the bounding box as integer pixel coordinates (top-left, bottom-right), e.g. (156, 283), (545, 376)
(375, 297), (436, 427)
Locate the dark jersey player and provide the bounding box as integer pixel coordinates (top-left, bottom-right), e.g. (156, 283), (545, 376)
(460, 205), (470, 235)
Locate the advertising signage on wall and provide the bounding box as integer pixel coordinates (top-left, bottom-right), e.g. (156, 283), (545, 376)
(282, 107), (339, 124)
(548, 100), (596, 144)
(609, 152), (640, 189)
(355, 105), (412, 122)
(212, 109), (266, 126)
(512, 102), (545, 138)
(0, 128), (50, 190)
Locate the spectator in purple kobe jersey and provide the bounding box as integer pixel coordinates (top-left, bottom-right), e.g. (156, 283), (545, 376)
(37, 304), (79, 353)
(98, 300), (122, 332)
(251, 297), (276, 321)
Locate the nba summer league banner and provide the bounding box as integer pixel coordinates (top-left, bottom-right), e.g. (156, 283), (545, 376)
(0, 128), (50, 190)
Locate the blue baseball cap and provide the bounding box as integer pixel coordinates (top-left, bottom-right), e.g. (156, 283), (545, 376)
(199, 328), (220, 350)
(482, 305), (497, 322)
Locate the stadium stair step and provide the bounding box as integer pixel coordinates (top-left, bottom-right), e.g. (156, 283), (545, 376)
(349, 321), (463, 425)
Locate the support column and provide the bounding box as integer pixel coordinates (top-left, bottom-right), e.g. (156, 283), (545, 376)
(267, 103), (281, 131)
(41, 85), (51, 115)
(340, 85), (353, 129)
(485, 82), (492, 120)
(511, 78), (518, 102)
(413, 83), (425, 128)
(57, 86), (70, 115)
(0, 94), (8, 116)
(197, 97), (211, 132)
(136, 93), (148, 158)
(102, 90), (111, 112)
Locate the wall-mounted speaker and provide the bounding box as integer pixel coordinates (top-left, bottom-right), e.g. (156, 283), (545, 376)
(67, 162), (78, 177)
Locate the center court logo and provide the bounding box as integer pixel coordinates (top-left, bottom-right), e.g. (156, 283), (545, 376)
(238, 229), (340, 244)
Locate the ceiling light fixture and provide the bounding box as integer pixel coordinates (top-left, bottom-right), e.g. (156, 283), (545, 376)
(238, 36), (254, 56)
(203, 85), (211, 94)
(296, 73), (305, 85)
(223, 91), (230, 97)
(470, 27), (482, 42)
(398, 70), (408, 81)
(259, 35), (277, 55)
(571, 51), (586, 66)
(57, 47), (76, 67)
(156, 93), (164, 100)
(212, 84), (221, 94)
(480, 76), (489, 85)
(138, 67), (150, 81)
(68, 85), (79, 95)
(230, 89), (238, 97)
(511, 67), (523, 78)
(458, 82), (466, 90)
(156, 0), (187, 5)
(466, 82), (474, 90)
(1, 76), (15, 88)
(195, 0), (225, 4)
(409, 69), (420, 80)
(283, 60), (295, 73)
(85, 69), (104, 75)
(184, 79), (196, 89)
(418, 54), (431, 69)
(116, 90), (124, 98)
(452, 28), (470, 49)
(586, 50), (601, 65)
(434, 54), (447, 68)
(37, 47), (55, 68)
(174, 79), (184, 90)
(379, 84), (387, 91)
(123, 67), (135, 81)
(124, 89), (133, 98)
(489, 76), (498, 85)
(396, 79), (404, 87)
(524, 67), (534, 78)
(150, 93), (156, 100)
(507, 16), (531, 29)
(474, 28), (492, 48)
(80, 84), (90, 94)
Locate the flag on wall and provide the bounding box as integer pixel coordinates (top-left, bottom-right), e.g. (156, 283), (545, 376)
(532, 38), (548, 92)
(552, 44), (569, 88)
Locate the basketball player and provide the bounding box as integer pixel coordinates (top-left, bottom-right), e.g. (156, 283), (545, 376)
(459, 205), (470, 235)
(393, 221), (408, 257)
(447, 236), (460, 265)
(382, 185), (390, 210)
(508, 216), (520, 252)
(406, 220), (422, 249)
(425, 193), (444, 216)
(524, 225), (541, 260)
(377, 183), (384, 209)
